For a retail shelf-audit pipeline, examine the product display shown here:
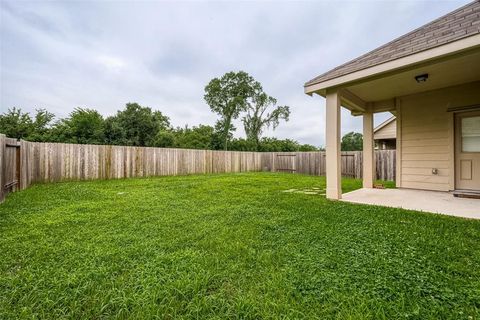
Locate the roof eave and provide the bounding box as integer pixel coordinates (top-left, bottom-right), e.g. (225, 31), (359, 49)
(374, 116), (396, 133)
(304, 33), (480, 96)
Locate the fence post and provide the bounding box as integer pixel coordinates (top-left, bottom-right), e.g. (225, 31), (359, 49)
(0, 134), (5, 203)
(16, 142), (21, 191)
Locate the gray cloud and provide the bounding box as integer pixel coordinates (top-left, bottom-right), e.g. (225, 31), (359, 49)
(0, 0), (467, 147)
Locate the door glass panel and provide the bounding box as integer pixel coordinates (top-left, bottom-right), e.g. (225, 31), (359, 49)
(462, 116), (480, 152)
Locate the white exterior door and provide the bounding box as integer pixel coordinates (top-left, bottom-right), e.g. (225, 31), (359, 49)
(455, 111), (480, 191)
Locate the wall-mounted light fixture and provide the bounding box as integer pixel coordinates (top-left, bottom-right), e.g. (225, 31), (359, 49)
(415, 73), (429, 83)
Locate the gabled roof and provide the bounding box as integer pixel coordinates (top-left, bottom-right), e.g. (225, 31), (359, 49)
(374, 116), (396, 134)
(305, 1), (480, 88)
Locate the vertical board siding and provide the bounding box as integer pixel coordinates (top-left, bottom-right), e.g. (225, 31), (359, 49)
(0, 137), (396, 203)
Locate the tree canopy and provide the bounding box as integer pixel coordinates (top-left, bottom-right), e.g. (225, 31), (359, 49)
(243, 89), (290, 151)
(0, 104), (320, 152)
(341, 132), (363, 151)
(1, 72), (321, 152)
(204, 71), (257, 150)
(105, 103), (171, 147)
(0, 107), (55, 141)
(52, 108), (105, 144)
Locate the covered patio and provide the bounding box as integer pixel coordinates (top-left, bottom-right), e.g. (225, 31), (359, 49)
(305, 1), (480, 215)
(342, 188), (480, 219)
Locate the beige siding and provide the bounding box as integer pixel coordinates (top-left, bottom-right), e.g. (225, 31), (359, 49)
(400, 81), (480, 191)
(374, 119), (396, 140)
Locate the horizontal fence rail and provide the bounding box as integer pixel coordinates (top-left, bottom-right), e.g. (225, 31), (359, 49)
(0, 134), (396, 202)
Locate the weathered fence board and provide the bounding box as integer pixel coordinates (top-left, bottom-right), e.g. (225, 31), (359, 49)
(0, 134), (4, 202)
(16, 143), (263, 183)
(0, 136), (396, 203)
(275, 154), (296, 172)
(5, 138), (20, 191)
(376, 150), (396, 181)
(257, 151), (395, 180)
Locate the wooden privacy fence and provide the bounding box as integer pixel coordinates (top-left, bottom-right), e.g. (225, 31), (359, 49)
(260, 150), (395, 181)
(0, 136), (22, 202)
(375, 150), (397, 181)
(0, 134), (396, 202)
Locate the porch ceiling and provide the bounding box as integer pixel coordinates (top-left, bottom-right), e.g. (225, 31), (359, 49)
(346, 48), (480, 103)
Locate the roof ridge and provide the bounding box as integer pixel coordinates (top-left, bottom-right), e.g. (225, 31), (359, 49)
(305, 0), (480, 87)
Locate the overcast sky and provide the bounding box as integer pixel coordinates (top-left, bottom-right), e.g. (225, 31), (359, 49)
(0, 0), (469, 147)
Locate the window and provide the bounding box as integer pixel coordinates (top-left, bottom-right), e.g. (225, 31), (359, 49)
(462, 116), (480, 152)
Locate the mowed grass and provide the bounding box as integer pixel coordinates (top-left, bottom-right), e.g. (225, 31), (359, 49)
(0, 173), (479, 319)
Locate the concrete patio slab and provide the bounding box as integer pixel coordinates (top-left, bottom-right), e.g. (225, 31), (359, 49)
(341, 188), (480, 219)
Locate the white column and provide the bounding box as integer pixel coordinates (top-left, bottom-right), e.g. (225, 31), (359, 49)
(363, 111), (375, 188)
(325, 89), (342, 199)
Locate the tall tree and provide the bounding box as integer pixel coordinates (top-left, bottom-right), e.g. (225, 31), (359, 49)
(204, 71), (256, 150)
(341, 132), (363, 151)
(243, 91), (290, 151)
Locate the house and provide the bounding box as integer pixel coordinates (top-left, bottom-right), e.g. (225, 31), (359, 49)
(304, 1), (480, 209)
(374, 116), (396, 150)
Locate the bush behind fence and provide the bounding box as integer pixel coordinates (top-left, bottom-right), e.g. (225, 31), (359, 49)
(0, 134), (395, 202)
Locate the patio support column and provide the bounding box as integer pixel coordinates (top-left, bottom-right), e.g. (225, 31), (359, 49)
(362, 110), (375, 188)
(325, 89), (342, 199)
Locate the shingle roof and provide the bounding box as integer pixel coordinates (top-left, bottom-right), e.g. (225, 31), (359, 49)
(305, 1), (480, 87)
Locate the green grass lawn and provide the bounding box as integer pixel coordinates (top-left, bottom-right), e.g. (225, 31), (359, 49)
(0, 173), (479, 319)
